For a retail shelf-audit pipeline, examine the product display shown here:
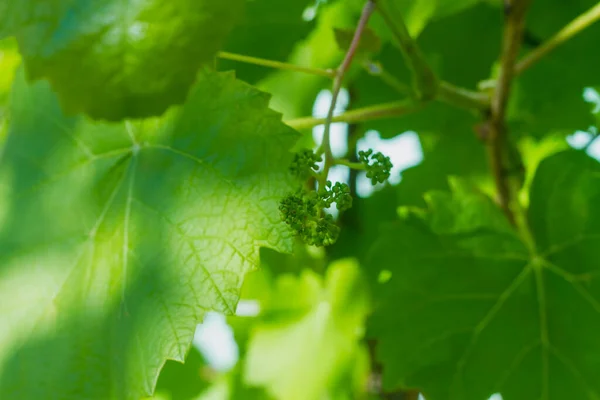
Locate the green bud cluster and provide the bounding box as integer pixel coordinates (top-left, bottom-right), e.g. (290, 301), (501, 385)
(317, 181), (353, 211)
(279, 181), (352, 247)
(358, 149), (393, 185)
(289, 149), (322, 178)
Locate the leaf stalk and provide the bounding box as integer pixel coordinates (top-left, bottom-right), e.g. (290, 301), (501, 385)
(285, 100), (425, 130)
(217, 51), (336, 78)
(515, 2), (600, 75)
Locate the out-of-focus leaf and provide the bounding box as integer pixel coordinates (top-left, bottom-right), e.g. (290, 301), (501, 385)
(0, 37), (20, 144)
(243, 260), (371, 400)
(2, 1), (242, 120)
(334, 27), (382, 58)
(0, 38), (19, 104)
(220, 0), (315, 83)
(510, 0), (600, 136)
(386, 0), (484, 37)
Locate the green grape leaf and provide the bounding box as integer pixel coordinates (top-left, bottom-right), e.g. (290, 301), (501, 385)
(397, 130), (490, 207)
(0, 69), (298, 399)
(220, 0), (315, 84)
(331, 131), (490, 266)
(4, 1), (242, 120)
(243, 260), (370, 400)
(368, 150), (600, 399)
(330, 185), (400, 264)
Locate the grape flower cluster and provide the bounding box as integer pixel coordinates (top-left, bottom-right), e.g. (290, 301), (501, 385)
(358, 149), (393, 185)
(289, 149), (322, 178)
(280, 148), (392, 247)
(279, 181), (352, 247)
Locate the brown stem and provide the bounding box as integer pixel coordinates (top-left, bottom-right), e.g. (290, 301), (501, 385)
(487, 0), (532, 225)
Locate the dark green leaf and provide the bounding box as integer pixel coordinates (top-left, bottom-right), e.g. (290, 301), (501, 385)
(397, 130), (490, 207)
(511, 0), (600, 136)
(368, 150), (600, 399)
(330, 185), (400, 264)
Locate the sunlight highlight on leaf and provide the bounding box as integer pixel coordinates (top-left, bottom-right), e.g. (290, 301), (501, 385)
(0, 70), (298, 399)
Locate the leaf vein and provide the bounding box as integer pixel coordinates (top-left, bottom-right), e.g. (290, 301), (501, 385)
(132, 198), (239, 314)
(549, 345), (600, 400)
(451, 265), (532, 394)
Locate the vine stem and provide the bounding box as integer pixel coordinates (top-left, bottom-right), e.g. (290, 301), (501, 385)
(515, 2), (600, 75)
(374, 0), (438, 99)
(362, 61), (412, 95)
(438, 81), (490, 111)
(286, 99), (424, 130)
(285, 85), (486, 131)
(217, 51), (336, 78)
(334, 159), (366, 170)
(316, 0), (376, 188)
(487, 0), (532, 226)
